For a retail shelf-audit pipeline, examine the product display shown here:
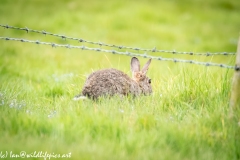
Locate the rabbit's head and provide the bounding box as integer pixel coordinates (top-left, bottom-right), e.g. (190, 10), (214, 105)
(131, 57), (152, 95)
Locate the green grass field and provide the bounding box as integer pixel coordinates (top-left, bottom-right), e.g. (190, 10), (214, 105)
(1, 0), (240, 160)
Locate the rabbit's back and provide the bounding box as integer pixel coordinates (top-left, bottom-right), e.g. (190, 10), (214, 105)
(82, 68), (139, 99)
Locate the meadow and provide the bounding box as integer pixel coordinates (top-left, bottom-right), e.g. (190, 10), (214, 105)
(0, 0), (240, 159)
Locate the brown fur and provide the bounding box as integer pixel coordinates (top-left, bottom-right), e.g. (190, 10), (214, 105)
(75, 57), (152, 100)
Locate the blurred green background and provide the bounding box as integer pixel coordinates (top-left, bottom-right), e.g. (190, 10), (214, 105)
(0, 0), (240, 160)
(1, 0), (239, 78)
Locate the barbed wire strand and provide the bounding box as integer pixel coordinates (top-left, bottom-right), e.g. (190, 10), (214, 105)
(0, 37), (237, 70)
(0, 24), (236, 56)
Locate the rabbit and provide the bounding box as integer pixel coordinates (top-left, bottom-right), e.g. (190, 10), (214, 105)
(73, 57), (152, 100)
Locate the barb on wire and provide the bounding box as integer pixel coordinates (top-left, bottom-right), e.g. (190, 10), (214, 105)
(0, 24), (236, 56)
(0, 37), (236, 70)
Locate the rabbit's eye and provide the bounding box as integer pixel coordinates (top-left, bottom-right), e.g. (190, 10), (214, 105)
(148, 79), (151, 84)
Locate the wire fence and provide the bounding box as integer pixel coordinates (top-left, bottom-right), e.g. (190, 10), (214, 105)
(0, 24), (236, 56)
(0, 36), (237, 70)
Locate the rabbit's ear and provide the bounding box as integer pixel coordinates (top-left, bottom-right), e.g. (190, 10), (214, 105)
(141, 58), (152, 74)
(131, 57), (140, 72)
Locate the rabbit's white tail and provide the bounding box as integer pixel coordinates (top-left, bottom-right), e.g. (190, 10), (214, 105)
(73, 94), (87, 101)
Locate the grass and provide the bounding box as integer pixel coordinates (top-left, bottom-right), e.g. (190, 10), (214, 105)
(0, 0), (240, 160)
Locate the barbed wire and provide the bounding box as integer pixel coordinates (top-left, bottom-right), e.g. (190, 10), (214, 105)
(0, 36), (237, 70)
(0, 24), (236, 56)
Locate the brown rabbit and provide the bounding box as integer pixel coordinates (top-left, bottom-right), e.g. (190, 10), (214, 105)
(73, 57), (152, 100)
